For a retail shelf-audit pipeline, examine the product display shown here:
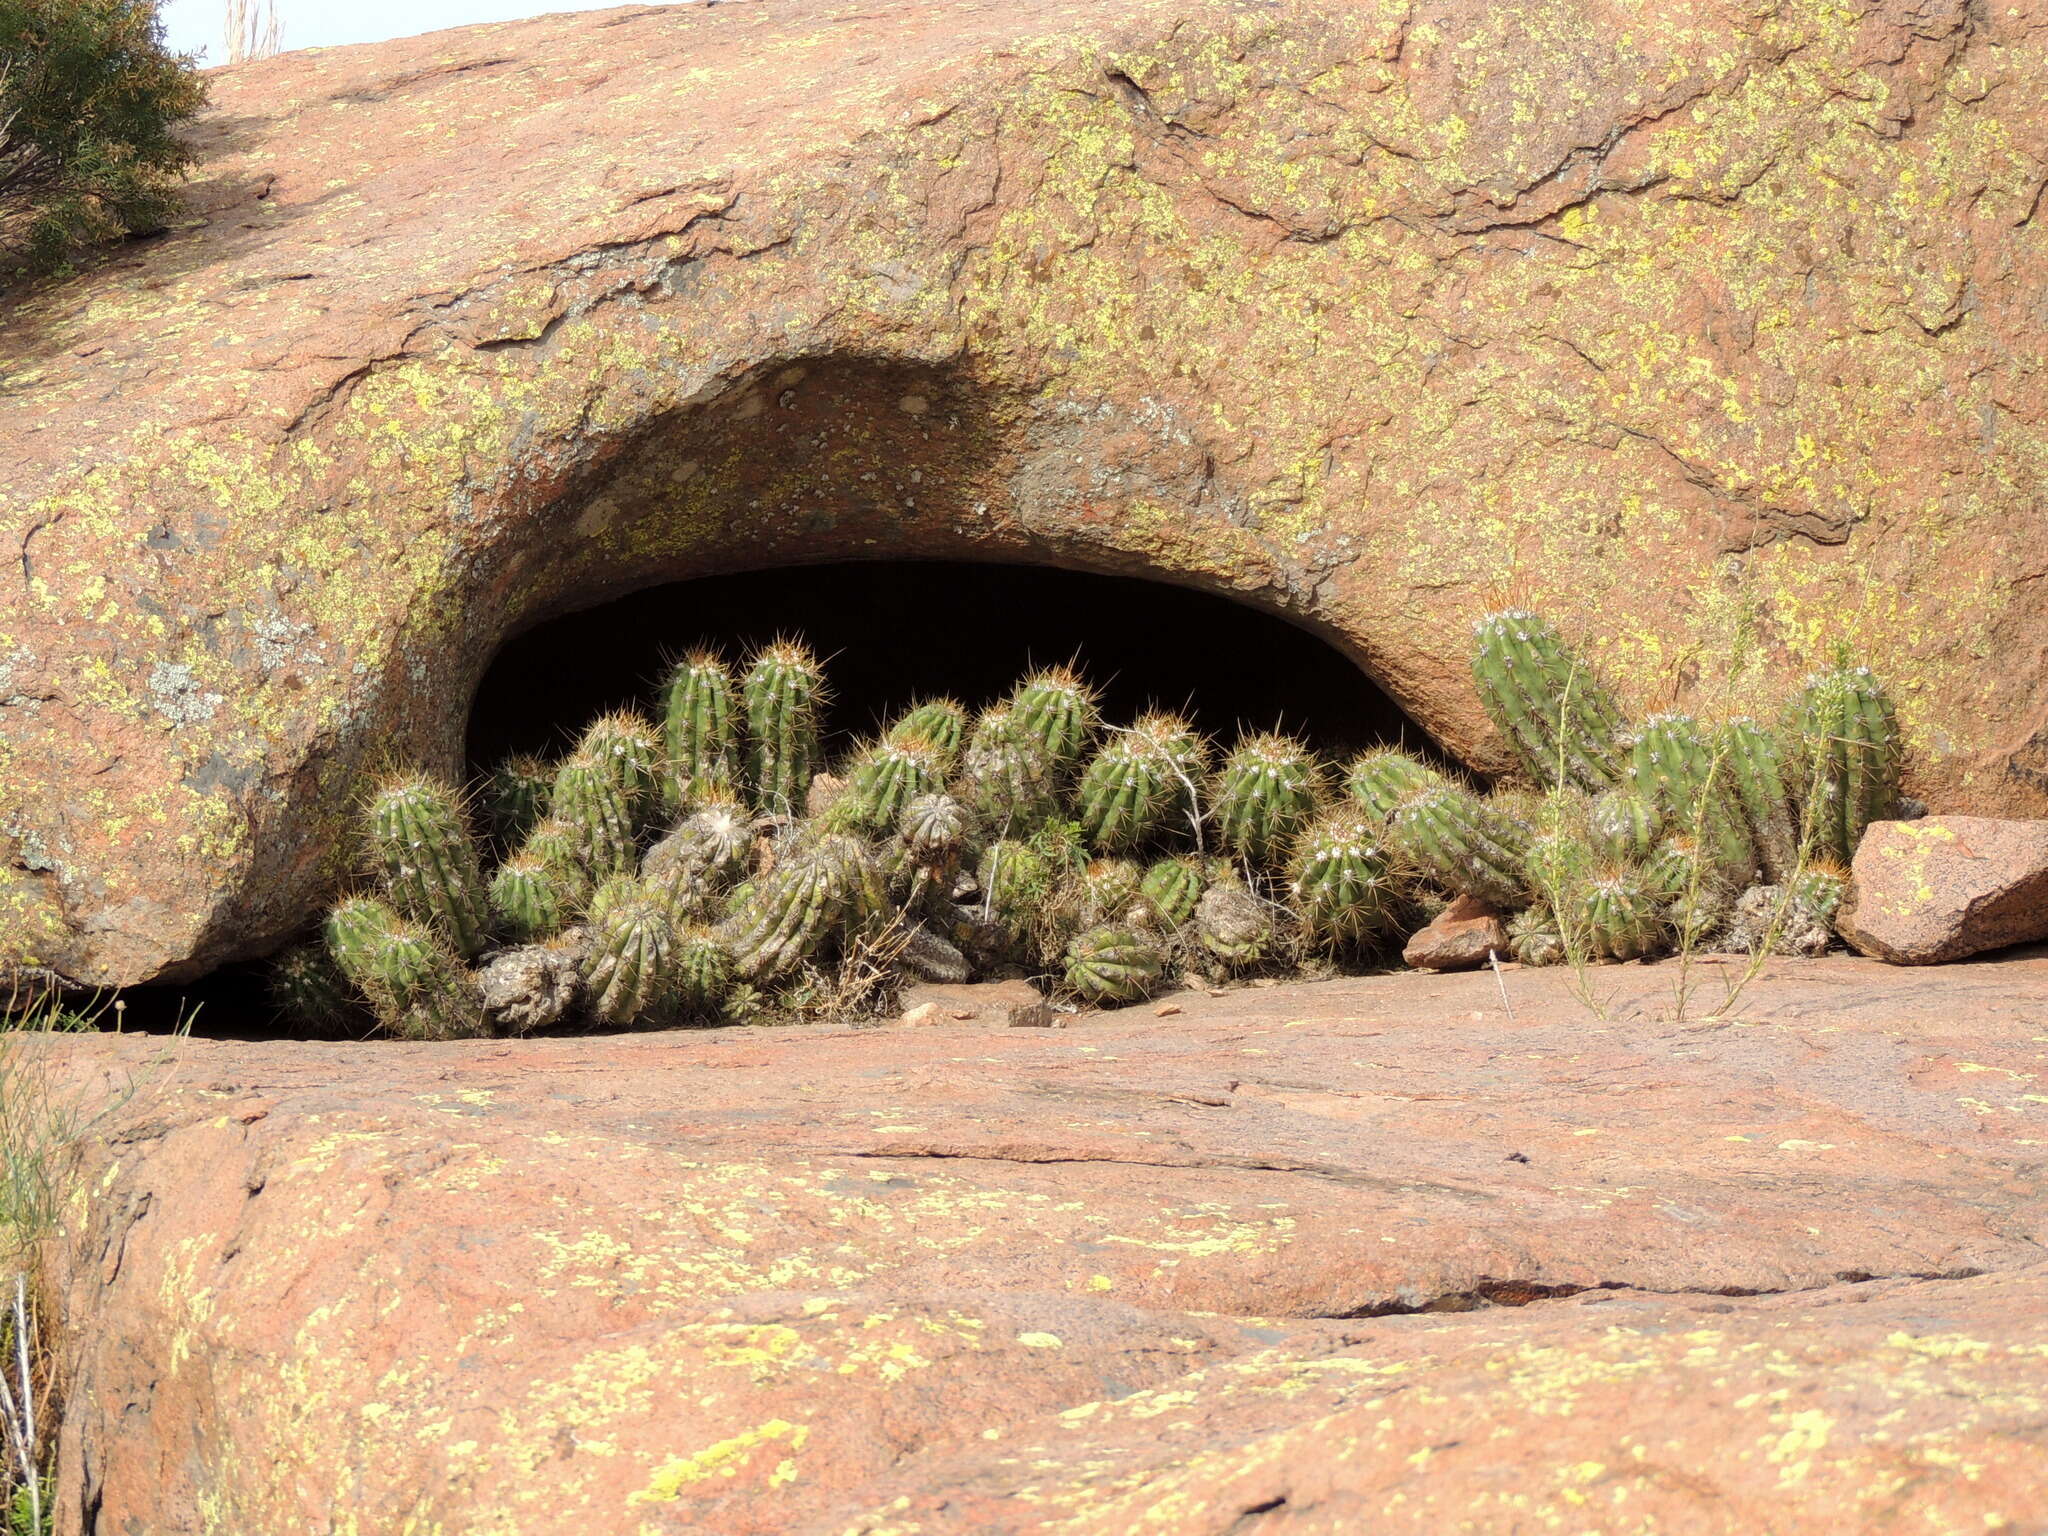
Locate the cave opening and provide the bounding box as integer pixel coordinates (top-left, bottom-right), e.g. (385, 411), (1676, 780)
(121, 560), (1452, 1038)
(466, 561), (1444, 774)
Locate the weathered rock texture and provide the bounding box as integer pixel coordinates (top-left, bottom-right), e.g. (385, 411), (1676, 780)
(45, 956), (2048, 1533)
(1839, 814), (2048, 963)
(6, 0), (2048, 984)
(1400, 891), (1507, 969)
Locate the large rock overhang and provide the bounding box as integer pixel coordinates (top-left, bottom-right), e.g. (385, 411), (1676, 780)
(2, 0), (2044, 986)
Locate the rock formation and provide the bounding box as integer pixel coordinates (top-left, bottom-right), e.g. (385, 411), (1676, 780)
(5, 0), (2048, 985)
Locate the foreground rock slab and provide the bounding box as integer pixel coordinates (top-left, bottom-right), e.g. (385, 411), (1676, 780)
(45, 955), (2048, 1534)
(1840, 815), (2048, 964)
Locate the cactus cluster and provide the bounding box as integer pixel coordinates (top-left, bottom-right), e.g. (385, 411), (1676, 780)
(274, 613), (1907, 1038)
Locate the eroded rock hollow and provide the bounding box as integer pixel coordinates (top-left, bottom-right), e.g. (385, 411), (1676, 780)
(4, 0), (2047, 985)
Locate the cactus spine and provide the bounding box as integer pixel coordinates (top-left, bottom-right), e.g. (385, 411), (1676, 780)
(1627, 714), (1756, 884)
(743, 639), (826, 816)
(364, 774), (492, 958)
(1344, 749), (1443, 825)
(1289, 814), (1396, 947)
(583, 877), (677, 1025)
(662, 651), (740, 798)
(1080, 858), (1143, 924)
(324, 895), (485, 1040)
(1064, 926), (1164, 1004)
(1212, 733), (1320, 865)
(900, 792), (972, 861)
(549, 749), (638, 877)
(577, 710), (664, 825)
(1009, 667), (1098, 772)
(1787, 665), (1902, 862)
(1390, 785), (1532, 909)
(485, 754), (553, 849)
(1507, 906), (1565, 967)
(671, 924), (733, 1016)
(1471, 610), (1629, 792)
(488, 854), (570, 943)
(1139, 856), (1205, 927)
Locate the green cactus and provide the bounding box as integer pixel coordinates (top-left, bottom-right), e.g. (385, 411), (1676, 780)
(1471, 609), (1629, 793)
(662, 649), (740, 797)
(1507, 905), (1565, 967)
(886, 698), (968, 766)
(1719, 717), (1801, 883)
(1288, 813), (1397, 948)
(1640, 834), (1716, 904)
(364, 774), (493, 958)
(671, 924), (734, 1017)
(1578, 870), (1665, 961)
(576, 709), (664, 824)
(1389, 784), (1532, 910)
(1211, 732), (1321, 865)
(1063, 926), (1165, 1004)
(584, 876), (678, 1026)
(1344, 749), (1445, 825)
(1790, 858), (1850, 924)
(485, 754), (554, 849)
(324, 895), (486, 1040)
(1587, 789), (1664, 866)
(831, 738), (948, 836)
(488, 853), (571, 943)
(959, 704), (1060, 835)
(1627, 713), (1757, 884)
(1080, 858), (1143, 924)
(1009, 666), (1099, 771)
(646, 857), (719, 927)
(1523, 827), (1597, 903)
(514, 816), (595, 903)
(549, 748), (638, 878)
(900, 792), (972, 861)
(978, 837), (1055, 927)
(268, 942), (362, 1036)
(1196, 878), (1275, 968)
(1138, 856), (1205, 927)
(720, 839), (852, 980)
(1787, 665), (1902, 862)
(1076, 727), (1179, 852)
(1134, 711), (1208, 824)
(743, 638), (827, 816)
(653, 792), (755, 887)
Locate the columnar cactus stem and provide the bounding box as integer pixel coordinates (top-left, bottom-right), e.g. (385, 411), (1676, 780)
(485, 754), (554, 850)
(1579, 870), (1664, 961)
(671, 924), (734, 1017)
(662, 650), (740, 798)
(268, 942), (361, 1036)
(324, 895), (486, 1040)
(1471, 609), (1629, 792)
(1139, 856), (1205, 928)
(1787, 665), (1902, 861)
(1132, 711), (1208, 827)
(488, 854), (571, 943)
(1343, 749), (1444, 825)
(577, 709), (665, 825)
(720, 838), (852, 979)
(960, 704), (1059, 836)
(1587, 789), (1663, 866)
(1063, 926), (1164, 1004)
(583, 876), (677, 1026)
(1076, 729), (1177, 852)
(515, 817), (595, 905)
(1288, 813), (1396, 948)
(1211, 732), (1320, 865)
(1720, 717), (1800, 883)
(1009, 666), (1099, 772)
(1627, 713), (1756, 884)
(886, 698), (969, 766)
(364, 774), (493, 958)
(832, 738), (948, 836)
(743, 638), (826, 817)
(549, 749), (638, 878)
(1390, 784), (1532, 909)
